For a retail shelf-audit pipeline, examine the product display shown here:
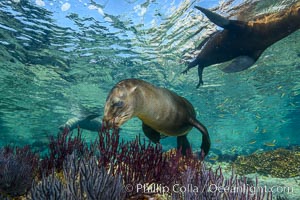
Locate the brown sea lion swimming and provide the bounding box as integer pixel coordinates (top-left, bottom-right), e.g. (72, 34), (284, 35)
(183, 3), (300, 87)
(102, 79), (210, 159)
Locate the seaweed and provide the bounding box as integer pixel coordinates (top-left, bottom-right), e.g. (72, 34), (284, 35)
(63, 152), (125, 200)
(0, 128), (279, 200)
(30, 152), (125, 200)
(30, 173), (65, 200)
(97, 127), (184, 198)
(39, 127), (91, 176)
(0, 145), (38, 197)
(172, 165), (272, 200)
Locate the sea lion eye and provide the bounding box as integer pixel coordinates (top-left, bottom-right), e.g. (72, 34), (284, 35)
(112, 101), (124, 108)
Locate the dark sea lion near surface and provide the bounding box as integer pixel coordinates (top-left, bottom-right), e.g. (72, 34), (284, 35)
(183, 2), (300, 87)
(102, 79), (210, 159)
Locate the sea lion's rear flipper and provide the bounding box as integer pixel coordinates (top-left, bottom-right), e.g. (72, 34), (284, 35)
(177, 135), (191, 156)
(189, 118), (211, 160)
(195, 6), (246, 30)
(142, 123), (161, 143)
(195, 6), (230, 28)
(221, 56), (256, 73)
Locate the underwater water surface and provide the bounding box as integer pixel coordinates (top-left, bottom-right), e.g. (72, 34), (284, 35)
(0, 0), (300, 199)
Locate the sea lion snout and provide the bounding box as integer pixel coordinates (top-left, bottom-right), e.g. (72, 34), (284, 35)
(103, 83), (137, 128)
(102, 117), (115, 128)
(103, 105), (127, 128)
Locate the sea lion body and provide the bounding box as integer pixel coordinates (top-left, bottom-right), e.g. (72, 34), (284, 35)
(183, 3), (300, 87)
(59, 114), (101, 132)
(103, 79), (210, 158)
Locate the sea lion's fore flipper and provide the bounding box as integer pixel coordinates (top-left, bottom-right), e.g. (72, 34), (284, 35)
(183, 64), (204, 88)
(142, 123), (161, 143)
(177, 135), (191, 156)
(197, 65), (205, 88)
(189, 118), (211, 159)
(221, 56), (256, 73)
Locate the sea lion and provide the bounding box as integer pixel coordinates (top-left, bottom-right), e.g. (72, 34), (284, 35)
(102, 79), (210, 159)
(59, 114), (101, 132)
(182, 3), (300, 87)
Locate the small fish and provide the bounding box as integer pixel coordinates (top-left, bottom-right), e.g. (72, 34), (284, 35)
(264, 141), (276, 147)
(258, 100), (264, 104)
(238, 156), (247, 164)
(209, 155), (219, 161)
(290, 102), (296, 107)
(253, 149), (264, 154)
(216, 104), (224, 109)
(214, 139), (222, 143)
(254, 166), (262, 171)
(231, 147), (236, 152)
(249, 140), (256, 144)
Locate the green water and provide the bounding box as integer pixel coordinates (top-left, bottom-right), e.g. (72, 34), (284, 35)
(0, 0), (299, 197)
